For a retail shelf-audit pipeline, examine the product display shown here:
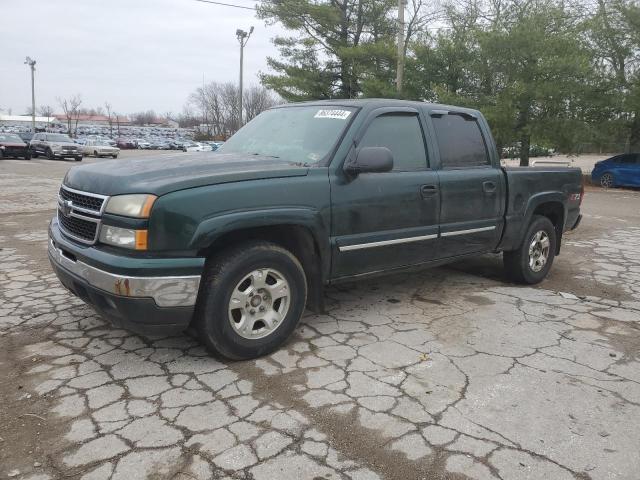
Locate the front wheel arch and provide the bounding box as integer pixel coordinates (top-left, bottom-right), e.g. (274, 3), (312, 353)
(197, 224), (325, 314)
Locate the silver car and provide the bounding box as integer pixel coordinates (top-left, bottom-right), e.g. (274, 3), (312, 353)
(30, 133), (82, 161)
(83, 139), (120, 158)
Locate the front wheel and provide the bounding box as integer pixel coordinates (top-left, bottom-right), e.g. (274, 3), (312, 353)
(194, 241), (307, 360)
(504, 215), (557, 284)
(112, 154), (118, 159)
(75, 156), (82, 162)
(46, 148), (54, 160)
(600, 172), (614, 188)
(31, 149), (38, 158)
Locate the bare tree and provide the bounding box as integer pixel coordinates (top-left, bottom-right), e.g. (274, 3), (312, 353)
(38, 105), (54, 131)
(243, 85), (281, 123)
(58, 95), (82, 135)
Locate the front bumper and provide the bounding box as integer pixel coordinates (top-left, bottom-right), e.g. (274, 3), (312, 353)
(53, 150), (81, 158)
(48, 220), (203, 334)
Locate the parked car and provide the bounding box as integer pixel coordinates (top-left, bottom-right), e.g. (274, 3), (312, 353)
(83, 139), (120, 158)
(182, 141), (201, 152)
(136, 139), (151, 149)
(0, 133), (31, 159)
(591, 153), (640, 188)
(30, 133), (82, 161)
(48, 99), (583, 360)
(116, 138), (136, 149)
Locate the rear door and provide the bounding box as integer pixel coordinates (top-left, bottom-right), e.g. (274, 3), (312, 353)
(330, 108), (440, 277)
(429, 111), (505, 258)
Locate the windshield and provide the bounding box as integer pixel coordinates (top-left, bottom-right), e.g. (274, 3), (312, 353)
(47, 134), (72, 142)
(0, 134), (23, 143)
(219, 106), (356, 164)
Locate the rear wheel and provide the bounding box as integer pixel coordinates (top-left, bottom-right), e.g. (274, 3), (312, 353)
(504, 215), (557, 284)
(94, 150), (99, 158)
(194, 241), (307, 360)
(600, 172), (614, 188)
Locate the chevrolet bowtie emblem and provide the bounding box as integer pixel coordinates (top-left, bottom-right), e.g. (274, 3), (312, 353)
(61, 200), (73, 216)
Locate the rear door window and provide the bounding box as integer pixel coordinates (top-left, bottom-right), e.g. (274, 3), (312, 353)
(432, 113), (490, 168)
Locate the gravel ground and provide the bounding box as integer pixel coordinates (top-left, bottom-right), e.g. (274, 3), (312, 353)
(1, 153), (639, 480)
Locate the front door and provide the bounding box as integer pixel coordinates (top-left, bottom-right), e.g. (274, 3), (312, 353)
(330, 109), (440, 278)
(429, 111), (505, 258)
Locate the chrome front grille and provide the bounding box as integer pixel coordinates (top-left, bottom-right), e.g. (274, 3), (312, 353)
(57, 186), (109, 245)
(59, 185), (106, 214)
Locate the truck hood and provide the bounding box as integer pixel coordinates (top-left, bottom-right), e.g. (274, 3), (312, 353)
(63, 153), (310, 196)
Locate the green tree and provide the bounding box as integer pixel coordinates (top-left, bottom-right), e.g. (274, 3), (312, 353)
(588, 0), (640, 151)
(257, 0), (401, 100)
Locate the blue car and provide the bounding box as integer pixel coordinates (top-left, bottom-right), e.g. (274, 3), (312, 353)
(591, 153), (640, 188)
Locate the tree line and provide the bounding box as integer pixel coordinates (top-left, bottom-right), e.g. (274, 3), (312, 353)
(257, 0), (640, 165)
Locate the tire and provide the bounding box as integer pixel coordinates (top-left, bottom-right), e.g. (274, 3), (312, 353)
(75, 156), (82, 162)
(94, 150), (99, 158)
(0, 150), (3, 159)
(504, 215), (557, 284)
(194, 241), (307, 360)
(600, 172), (614, 188)
(46, 148), (54, 160)
(32, 149), (38, 158)
(24, 153), (31, 160)
(112, 155), (118, 159)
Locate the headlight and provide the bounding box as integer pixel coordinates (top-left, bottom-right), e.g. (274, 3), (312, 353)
(99, 225), (148, 250)
(104, 194), (156, 218)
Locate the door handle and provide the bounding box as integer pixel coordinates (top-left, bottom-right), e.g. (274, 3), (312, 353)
(420, 185), (438, 198)
(483, 181), (497, 194)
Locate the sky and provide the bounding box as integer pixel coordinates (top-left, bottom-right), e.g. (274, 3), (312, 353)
(0, 0), (284, 116)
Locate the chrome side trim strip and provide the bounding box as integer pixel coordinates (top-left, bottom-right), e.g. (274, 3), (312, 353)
(48, 239), (201, 307)
(338, 234), (438, 252)
(441, 226), (496, 237)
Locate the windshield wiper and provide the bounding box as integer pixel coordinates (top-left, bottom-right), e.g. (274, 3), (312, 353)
(249, 152), (280, 159)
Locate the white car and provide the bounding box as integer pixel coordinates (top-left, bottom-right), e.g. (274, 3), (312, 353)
(183, 142), (210, 152)
(83, 139), (120, 158)
(136, 139), (151, 149)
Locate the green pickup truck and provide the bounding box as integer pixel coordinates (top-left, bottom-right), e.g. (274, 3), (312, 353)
(49, 99), (583, 359)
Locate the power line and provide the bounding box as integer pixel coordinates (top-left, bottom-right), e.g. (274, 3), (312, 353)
(194, 0), (256, 11)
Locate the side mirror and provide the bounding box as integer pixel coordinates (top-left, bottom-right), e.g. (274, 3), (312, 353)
(345, 146), (394, 174)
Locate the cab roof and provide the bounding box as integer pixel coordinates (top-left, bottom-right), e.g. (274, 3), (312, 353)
(278, 98), (482, 117)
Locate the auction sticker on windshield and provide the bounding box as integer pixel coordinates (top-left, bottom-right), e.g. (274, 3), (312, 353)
(314, 109), (352, 120)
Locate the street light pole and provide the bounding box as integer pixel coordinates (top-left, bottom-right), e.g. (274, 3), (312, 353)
(236, 26), (253, 128)
(24, 56), (36, 132)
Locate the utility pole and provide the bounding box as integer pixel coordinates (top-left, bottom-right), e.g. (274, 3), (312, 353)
(24, 56), (36, 131)
(236, 26), (253, 128)
(396, 0), (405, 95)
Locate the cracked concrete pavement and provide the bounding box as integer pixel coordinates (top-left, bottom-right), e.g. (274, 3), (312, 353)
(1, 155), (640, 480)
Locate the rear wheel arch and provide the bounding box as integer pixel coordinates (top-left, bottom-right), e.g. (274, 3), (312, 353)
(531, 201), (564, 254)
(198, 224), (326, 314)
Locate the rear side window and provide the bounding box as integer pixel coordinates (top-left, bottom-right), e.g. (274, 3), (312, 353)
(432, 114), (490, 168)
(358, 114), (428, 171)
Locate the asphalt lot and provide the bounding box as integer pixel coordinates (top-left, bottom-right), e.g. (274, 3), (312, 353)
(1, 152), (640, 480)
